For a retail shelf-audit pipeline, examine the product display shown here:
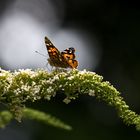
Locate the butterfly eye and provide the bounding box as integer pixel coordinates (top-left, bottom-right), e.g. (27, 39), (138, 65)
(68, 47), (75, 53)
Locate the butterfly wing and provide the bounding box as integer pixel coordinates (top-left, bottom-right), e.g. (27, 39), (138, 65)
(45, 37), (69, 68)
(61, 47), (78, 68)
(61, 51), (75, 60)
(66, 59), (78, 68)
(45, 36), (62, 67)
(45, 37), (60, 59)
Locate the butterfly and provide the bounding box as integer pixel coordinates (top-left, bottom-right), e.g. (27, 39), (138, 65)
(45, 36), (78, 69)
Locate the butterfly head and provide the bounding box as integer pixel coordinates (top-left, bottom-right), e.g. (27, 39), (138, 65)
(64, 47), (75, 53)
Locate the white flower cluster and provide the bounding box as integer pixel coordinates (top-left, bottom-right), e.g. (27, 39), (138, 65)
(88, 89), (95, 96)
(14, 69), (37, 78)
(0, 68), (101, 105)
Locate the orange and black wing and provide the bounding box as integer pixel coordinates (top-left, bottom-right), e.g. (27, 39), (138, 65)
(61, 47), (78, 68)
(66, 59), (78, 69)
(45, 36), (62, 67)
(61, 47), (75, 60)
(45, 36), (60, 60)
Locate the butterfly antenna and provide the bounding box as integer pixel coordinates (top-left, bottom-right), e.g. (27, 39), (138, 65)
(35, 51), (47, 58)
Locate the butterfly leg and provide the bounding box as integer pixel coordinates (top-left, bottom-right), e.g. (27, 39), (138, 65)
(45, 62), (51, 72)
(51, 66), (54, 71)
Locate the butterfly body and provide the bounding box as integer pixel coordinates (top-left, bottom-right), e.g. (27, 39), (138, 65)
(45, 36), (78, 69)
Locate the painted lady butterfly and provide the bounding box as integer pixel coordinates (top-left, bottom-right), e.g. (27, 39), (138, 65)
(45, 36), (78, 69)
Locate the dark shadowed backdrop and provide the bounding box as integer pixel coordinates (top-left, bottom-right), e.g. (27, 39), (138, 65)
(0, 0), (140, 140)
